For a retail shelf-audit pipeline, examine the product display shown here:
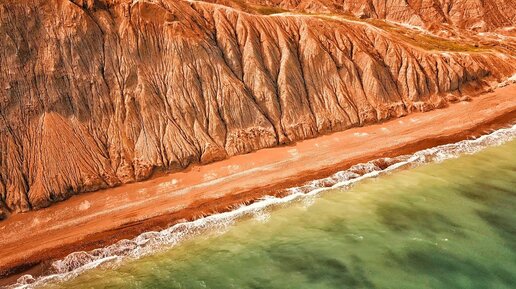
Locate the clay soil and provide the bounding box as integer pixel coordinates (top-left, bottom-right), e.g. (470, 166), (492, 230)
(0, 84), (515, 285)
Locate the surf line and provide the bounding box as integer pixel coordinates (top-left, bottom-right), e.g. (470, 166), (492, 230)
(10, 124), (516, 289)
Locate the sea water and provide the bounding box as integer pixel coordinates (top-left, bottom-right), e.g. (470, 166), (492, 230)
(13, 126), (516, 289)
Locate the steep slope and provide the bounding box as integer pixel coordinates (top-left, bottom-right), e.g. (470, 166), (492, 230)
(208, 0), (516, 33)
(0, 0), (515, 216)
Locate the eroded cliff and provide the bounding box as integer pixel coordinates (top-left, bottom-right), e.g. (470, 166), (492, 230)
(207, 0), (516, 33)
(0, 0), (515, 216)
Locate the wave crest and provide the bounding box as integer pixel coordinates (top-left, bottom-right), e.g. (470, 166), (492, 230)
(9, 124), (516, 289)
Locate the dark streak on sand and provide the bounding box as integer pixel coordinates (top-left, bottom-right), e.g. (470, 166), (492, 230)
(0, 85), (515, 286)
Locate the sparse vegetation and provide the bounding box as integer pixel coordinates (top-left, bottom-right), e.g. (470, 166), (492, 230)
(365, 19), (489, 52)
(302, 11), (491, 53)
(195, 0), (500, 53)
(226, 0), (288, 15)
(254, 6), (287, 15)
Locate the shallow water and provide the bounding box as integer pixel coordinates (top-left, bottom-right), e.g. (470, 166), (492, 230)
(33, 137), (516, 289)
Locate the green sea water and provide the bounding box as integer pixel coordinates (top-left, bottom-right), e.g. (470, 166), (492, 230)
(41, 140), (516, 289)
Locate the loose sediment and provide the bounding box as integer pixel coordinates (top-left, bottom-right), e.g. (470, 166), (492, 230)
(5, 98), (516, 289)
(1, 0), (516, 285)
(1, 0), (516, 213)
(208, 0), (516, 34)
(0, 84), (515, 285)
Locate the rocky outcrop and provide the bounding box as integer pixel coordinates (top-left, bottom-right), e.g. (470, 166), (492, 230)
(0, 0), (515, 214)
(212, 0), (516, 33)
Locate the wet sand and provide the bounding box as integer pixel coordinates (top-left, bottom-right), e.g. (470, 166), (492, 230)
(1, 84), (515, 285)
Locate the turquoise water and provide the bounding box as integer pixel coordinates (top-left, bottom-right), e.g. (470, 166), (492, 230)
(34, 138), (516, 289)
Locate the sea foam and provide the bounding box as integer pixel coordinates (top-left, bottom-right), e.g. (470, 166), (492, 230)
(9, 124), (516, 289)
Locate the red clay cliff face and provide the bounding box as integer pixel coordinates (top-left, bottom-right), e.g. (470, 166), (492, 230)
(0, 0), (515, 215)
(210, 0), (516, 33)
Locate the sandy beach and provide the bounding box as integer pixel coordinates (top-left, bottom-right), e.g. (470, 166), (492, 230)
(1, 84), (515, 285)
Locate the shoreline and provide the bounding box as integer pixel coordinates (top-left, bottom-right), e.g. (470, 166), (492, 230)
(1, 84), (516, 286)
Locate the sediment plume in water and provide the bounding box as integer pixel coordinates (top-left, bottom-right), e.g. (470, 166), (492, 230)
(9, 124), (516, 289)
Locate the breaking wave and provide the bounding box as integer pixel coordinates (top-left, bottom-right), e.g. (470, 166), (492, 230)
(9, 124), (516, 289)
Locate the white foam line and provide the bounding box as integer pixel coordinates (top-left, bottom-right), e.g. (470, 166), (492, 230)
(9, 124), (516, 289)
